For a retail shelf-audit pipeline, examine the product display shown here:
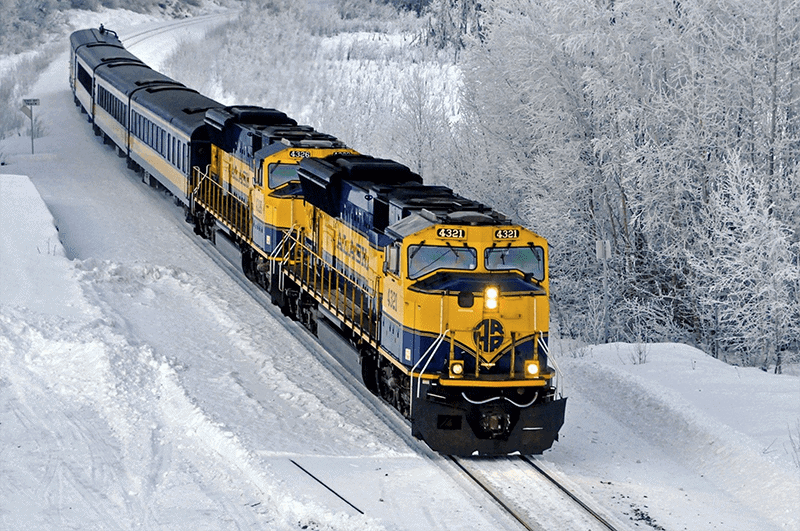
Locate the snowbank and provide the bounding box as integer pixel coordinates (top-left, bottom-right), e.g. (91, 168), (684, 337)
(0, 174), (89, 318)
(556, 342), (800, 530)
(0, 174), (384, 530)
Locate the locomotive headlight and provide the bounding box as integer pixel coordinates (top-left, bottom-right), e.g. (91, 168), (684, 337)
(450, 360), (465, 378)
(524, 360), (540, 378)
(485, 286), (499, 310)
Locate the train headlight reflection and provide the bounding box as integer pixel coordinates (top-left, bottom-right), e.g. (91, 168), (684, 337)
(524, 360), (540, 377)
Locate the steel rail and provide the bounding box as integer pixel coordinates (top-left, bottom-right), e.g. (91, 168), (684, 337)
(121, 13), (235, 48)
(448, 457), (541, 531)
(448, 455), (626, 531)
(521, 456), (622, 531)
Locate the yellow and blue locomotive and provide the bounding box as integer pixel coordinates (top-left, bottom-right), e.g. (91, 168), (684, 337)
(188, 104), (358, 298)
(70, 26), (565, 455)
(291, 155), (566, 455)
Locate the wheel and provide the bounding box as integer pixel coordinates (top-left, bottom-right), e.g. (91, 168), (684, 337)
(298, 293), (318, 336)
(241, 248), (256, 281)
(361, 349), (380, 395)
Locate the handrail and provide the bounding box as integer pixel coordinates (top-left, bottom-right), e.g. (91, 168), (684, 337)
(537, 332), (563, 398)
(275, 224), (296, 257)
(189, 165), (207, 201)
(190, 165), (251, 241)
(409, 329), (450, 413)
(417, 331), (447, 396)
(278, 225), (299, 292)
(278, 228), (379, 342)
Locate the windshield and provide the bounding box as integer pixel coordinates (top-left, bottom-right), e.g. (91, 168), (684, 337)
(268, 163), (297, 189)
(485, 245), (545, 281)
(408, 244), (477, 279)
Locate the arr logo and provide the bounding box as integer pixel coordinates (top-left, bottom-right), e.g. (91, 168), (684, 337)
(473, 319), (505, 353)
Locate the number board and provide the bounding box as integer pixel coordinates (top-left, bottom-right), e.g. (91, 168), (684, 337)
(437, 227), (465, 239)
(494, 228), (520, 240)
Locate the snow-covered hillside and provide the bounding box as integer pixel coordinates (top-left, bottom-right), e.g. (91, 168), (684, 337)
(1, 9), (798, 531)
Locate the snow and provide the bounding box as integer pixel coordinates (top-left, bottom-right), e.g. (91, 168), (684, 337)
(555, 344), (799, 530)
(1, 10), (798, 531)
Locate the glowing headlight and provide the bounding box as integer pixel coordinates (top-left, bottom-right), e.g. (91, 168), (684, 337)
(450, 360), (465, 378)
(524, 360), (540, 377)
(485, 286), (499, 310)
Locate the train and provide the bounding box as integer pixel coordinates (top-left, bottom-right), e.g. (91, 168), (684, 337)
(69, 26), (566, 456)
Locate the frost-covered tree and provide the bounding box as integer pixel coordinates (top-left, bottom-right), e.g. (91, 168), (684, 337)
(423, 0), (484, 50)
(690, 152), (799, 371)
(454, 0), (800, 363)
(389, 68), (450, 179)
(639, 0), (800, 360)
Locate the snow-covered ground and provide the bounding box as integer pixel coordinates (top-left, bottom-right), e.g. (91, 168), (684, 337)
(1, 10), (798, 531)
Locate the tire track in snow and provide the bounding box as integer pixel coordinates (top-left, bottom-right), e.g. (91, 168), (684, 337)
(0, 314), (139, 530)
(76, 257), (404, 456)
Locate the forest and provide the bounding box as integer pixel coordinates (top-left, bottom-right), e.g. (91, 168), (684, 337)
(459, 0), (800, 375)
(2, 0), (798, 371)
(459, 0), (800, 374)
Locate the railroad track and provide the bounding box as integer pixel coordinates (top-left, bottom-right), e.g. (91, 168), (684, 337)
(521, 455), (620, 530)
(450, 455), (627, 531)
(121, 12), (236, 48)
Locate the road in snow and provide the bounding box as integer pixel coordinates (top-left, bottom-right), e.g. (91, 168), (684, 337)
(1, 8), (798, 531)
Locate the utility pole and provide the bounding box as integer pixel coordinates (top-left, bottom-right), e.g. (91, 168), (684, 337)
(20, 98), (40, 154)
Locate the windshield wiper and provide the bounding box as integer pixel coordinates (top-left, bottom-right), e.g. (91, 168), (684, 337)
(409, 240), (426, 261)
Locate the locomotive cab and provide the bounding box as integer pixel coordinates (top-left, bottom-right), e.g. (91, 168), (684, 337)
(194, 106), (357, 266)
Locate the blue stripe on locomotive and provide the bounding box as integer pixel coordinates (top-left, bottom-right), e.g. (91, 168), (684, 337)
(380, 312), (543, 375)
(251, 218), (288, 255)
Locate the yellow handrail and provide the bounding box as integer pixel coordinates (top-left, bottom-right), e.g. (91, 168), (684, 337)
(279, 230), (379, 343)
(190, 165), (251, 241)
